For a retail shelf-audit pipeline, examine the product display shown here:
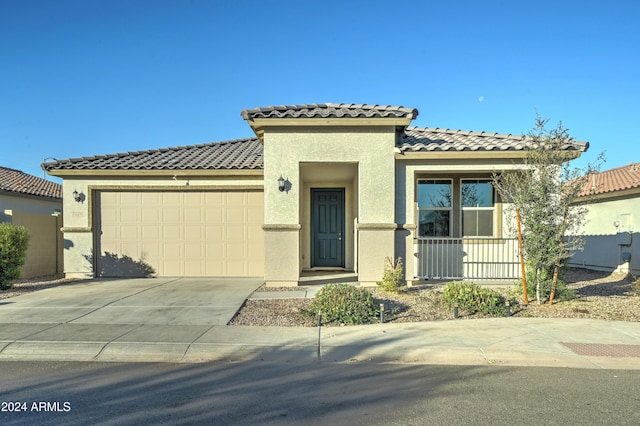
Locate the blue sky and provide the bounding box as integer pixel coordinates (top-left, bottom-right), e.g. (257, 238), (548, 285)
(2, 0), (638, 180)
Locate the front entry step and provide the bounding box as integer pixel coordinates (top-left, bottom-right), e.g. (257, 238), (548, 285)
(299, 270), (358, 285)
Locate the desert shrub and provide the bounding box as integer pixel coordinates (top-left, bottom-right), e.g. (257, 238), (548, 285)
(0, 223), (30, 290)
(377, 257), (405, 293)
(305, 283), (379, 325)
(442, 281), (511, 316)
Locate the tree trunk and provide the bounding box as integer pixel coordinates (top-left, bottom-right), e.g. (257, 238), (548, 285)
(549, 209), (569, 305)
(515, 208), (529, 305)
(549, 264), (560, 305)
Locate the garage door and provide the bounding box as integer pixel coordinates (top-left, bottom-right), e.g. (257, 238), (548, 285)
(96, 191), (264, 277)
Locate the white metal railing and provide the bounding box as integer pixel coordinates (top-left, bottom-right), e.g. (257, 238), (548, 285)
(416, 237), (520, 280)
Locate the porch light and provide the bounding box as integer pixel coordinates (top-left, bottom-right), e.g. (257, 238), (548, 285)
(277, 175), (286, 192)
(72, 190), (84, 203)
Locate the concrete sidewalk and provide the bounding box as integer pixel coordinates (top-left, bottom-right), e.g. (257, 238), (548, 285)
(1, 317), (640, 368)
(1, 279), (639, 368)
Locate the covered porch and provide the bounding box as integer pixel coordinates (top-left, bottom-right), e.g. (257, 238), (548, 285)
(414, 237), (520, 282)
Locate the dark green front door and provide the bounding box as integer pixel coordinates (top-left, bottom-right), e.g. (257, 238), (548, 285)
(311, 188), (345, 268)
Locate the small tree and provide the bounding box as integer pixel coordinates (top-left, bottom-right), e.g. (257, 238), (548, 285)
(0, 223), (30, 290)
(493, 116), (603, 304)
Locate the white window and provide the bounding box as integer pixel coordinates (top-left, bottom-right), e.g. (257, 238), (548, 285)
(461, 179), (495, 237)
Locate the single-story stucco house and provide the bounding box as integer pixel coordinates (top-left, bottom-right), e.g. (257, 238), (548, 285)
(0, 166), (64, 278)
(569, 163), (639, 275)
(42, 103), (588, 286)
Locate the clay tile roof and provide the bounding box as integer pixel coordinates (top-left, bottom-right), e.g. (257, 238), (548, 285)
(581, 162), (640, 196)
(42, 138), (263, 172)
(399, 127), (589, 153)
(0, 166), (62, 199)
(240, 103), (418, 121)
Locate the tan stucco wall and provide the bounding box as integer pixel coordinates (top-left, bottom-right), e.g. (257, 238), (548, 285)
(263, 226), (300, 286)
(263, 126), (396, 224)
(568, 195), (639, 274)
(262, 126), (397, 285)
(0, 193), (62, 216)
(3, 210), (63, 278)
(57, 175), (264, 278)
(1, 194), (63, 279)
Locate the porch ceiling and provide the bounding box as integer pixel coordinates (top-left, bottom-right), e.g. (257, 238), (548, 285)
(300, 162), (357, 182)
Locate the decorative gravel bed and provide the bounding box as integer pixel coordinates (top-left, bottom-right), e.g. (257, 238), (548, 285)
(229, 268), (640, 326)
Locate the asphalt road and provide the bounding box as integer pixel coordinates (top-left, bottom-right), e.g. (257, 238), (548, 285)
(1, 361), (639, 425)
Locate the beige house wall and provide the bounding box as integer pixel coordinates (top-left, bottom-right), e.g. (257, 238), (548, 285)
(58, 174), (264, 278)
(0, 193), (62, 216)
(262, 126), (397, 286)
(569, 194), (639, 274)
(3, 210), (63, 278)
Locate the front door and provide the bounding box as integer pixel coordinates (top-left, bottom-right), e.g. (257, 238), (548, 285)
(311, 188), (345, 268)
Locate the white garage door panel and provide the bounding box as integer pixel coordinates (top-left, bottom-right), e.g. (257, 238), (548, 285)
(97, 191), (264, 277)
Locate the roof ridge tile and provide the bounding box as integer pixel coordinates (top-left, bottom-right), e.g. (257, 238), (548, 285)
(241, 103), (418, 121)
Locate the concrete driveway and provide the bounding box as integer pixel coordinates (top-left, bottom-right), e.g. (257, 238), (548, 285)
(0, 277), (263, 326)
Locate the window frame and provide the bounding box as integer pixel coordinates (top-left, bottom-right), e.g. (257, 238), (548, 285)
(416, 176), (498, 239)
(416, 178), (453, 238)
(460, 178), (496, 237)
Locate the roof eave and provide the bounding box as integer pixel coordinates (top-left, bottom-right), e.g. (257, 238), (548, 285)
(395, 151), (531, 160)
(574, 186), (640, 203)
(396, 147), (586, 160)
(44, 169), (264, 178)
(0, 188), (62, 201)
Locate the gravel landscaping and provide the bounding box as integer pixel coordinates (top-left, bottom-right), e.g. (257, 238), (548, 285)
(229, 268), (640, 326)
(3, 269), (638, 327)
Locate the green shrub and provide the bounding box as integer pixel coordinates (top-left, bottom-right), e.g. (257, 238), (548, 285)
(305, 283), (379, 325)
(377, 257), (405, 293)
(523, 265), (575, 303)
(442, 281), (511, 316)
(0, 223), (30, 290)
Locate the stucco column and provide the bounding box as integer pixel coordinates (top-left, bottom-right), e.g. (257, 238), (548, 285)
(263, 224), (301, 286)
(262, 134), (301, 286)
(357, 224), (397, 285)
(61, 180), (94, 279)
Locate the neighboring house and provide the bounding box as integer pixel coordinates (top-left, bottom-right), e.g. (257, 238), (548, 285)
(569, 163), (640, 275)
(42, 103), (588, 285)
(0, 166), (63, 278)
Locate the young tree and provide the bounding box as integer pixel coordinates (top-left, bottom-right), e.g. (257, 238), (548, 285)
(493, 116), (603, 304)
